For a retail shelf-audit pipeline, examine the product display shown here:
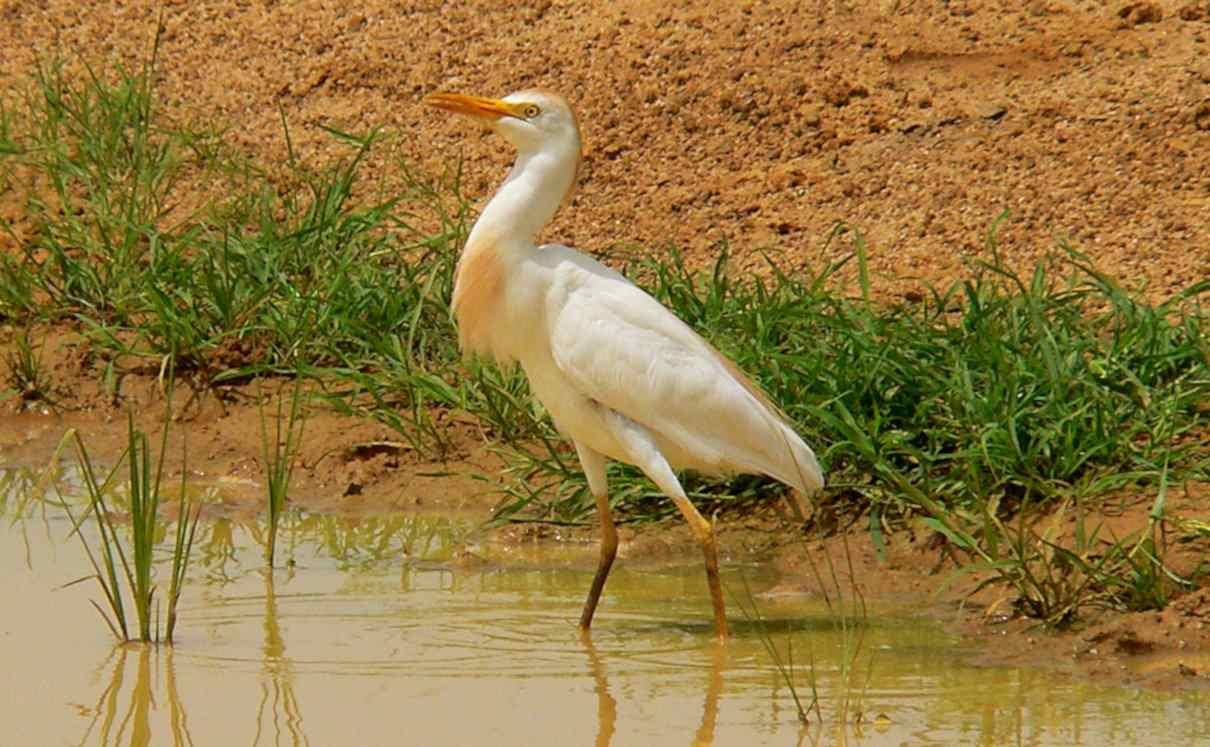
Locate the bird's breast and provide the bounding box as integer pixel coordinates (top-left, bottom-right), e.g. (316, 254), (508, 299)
(452, 239), (510, 360)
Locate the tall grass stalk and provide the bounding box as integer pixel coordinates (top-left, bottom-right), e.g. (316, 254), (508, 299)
(165, 441), (201, 642)
(259, 379), (306, 567)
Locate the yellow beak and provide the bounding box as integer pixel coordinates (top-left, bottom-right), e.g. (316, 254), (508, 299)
(424, 92), (523, 120)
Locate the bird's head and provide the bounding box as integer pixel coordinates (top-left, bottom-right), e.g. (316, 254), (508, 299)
(424, 89), (582, 160)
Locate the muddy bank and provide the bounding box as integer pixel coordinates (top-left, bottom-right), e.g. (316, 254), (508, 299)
(3, 336), (1208, 695)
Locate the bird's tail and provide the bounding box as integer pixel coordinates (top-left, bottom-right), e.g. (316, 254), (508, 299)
(771, 422), (824, 520)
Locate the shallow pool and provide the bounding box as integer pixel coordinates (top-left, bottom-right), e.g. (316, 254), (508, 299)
(1, 468), (1206, 746)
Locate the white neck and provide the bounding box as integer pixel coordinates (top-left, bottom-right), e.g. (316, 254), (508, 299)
(466, 149), (575, 251)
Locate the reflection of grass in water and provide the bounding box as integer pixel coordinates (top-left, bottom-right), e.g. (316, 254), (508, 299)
(731, 575), (818, 726)
(254, 570), (309, 746)
(278, 512), (464, 568)
(78, 644), (193, 746)
(197, 516), (241, 583)
(73, 554), (311, 746)
(190, 511), (469, 582)
(0, 465), (60, 569)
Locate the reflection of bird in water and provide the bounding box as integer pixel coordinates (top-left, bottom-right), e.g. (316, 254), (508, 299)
(580, 632), (616, 747)
(425, 90), (824, 639)
(579, 631), (725, 747)
(693, 644), (726, 747)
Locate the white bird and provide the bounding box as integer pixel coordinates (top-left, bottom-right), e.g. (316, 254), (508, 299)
(425, 90), (824, 639)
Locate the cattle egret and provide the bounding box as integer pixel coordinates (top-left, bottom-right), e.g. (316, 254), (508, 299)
(424, 90), (824, 639)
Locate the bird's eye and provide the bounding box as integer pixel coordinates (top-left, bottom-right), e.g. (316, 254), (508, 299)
(522, 104), (541, 119)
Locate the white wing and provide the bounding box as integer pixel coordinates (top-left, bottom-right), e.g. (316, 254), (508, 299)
(541, 247), (823, 497)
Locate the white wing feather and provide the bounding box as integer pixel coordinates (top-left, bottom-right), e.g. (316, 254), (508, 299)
(542, 248), (823, 497)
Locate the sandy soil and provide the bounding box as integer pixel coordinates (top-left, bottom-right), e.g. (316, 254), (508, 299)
(1, 1), (1208, 691)
(1, 1), (1208, 300)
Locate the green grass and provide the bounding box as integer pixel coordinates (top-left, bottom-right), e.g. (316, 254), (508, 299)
(731, 574), (820, 726)
(924, 458), (1201, 627)
(494, 237), (1208, 526)
(2, 58), (1207, 626)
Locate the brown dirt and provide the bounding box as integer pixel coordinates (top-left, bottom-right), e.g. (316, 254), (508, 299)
(2, 1), (1209, 300)
(0, 331), (505, 518)
(1, 0), (1209, 692)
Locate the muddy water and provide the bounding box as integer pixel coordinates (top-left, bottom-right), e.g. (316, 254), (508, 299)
(2, 469), (1208, 746)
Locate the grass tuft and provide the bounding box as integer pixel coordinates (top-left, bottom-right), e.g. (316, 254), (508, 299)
(3, 325), (53, 404)
(54, 400), (200, 643)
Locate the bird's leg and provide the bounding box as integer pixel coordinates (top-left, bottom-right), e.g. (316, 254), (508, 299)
(666, 491), (730, 641)
(576, 442), (616, 631)
(601, 412), (730, 640)
(580, 487), (618, 629)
